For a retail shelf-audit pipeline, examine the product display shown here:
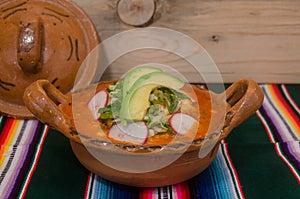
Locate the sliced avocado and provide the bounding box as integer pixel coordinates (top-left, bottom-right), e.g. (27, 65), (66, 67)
(122, 66), (162, 98)
(120, 71), (185, 121)
(125, 84), (157, 120)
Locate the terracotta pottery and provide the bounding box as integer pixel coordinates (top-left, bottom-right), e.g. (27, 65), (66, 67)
(0, 0), (99, 118)
(23, 78), (264, 187)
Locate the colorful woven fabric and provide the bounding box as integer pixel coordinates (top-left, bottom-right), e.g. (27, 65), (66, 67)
(0, 118), (48, 199)
(0, 84), (299, 199)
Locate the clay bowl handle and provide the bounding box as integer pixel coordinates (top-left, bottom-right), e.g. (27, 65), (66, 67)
(23, 80), (81, 143)
(221, 78), (264, 139)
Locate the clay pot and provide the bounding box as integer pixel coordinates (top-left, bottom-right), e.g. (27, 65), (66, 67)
(0, 0), (99, 118)
(23, 78), (264, 187)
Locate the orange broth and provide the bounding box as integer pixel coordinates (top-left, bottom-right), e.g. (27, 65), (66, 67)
(62, 81), (226, 146)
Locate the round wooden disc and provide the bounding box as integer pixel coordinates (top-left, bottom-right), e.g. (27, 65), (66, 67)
(117, 0), (155, 27)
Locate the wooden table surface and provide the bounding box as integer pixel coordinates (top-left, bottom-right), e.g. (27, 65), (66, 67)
(72, 0), (300, 83)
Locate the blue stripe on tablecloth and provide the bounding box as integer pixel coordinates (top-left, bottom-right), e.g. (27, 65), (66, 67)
(188, 143), (243, 199)
(86, 142), (243, 199)
(88, 173), (138, 199)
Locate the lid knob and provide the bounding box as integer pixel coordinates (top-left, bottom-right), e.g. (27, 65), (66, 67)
(18, 17), (43, 73)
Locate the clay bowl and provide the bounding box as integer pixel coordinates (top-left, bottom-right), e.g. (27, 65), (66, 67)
(23, 78), (264, 187)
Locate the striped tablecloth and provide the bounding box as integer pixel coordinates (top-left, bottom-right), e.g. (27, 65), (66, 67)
(0, 84), (299, 199)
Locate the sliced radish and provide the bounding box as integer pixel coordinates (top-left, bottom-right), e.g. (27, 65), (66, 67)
(108, 122), (148, 144)
(169, 113), (197, 135)
(88, 90), (109, 120)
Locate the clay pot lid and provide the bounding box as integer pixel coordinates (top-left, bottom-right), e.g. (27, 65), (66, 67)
(0, 0), (99, 118)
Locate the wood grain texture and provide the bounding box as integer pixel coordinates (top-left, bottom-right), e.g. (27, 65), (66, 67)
(73, 0), (300, 83)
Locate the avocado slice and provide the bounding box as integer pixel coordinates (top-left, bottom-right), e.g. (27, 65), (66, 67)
(120, 71), (185, 121)
(122, 66), (162, 98)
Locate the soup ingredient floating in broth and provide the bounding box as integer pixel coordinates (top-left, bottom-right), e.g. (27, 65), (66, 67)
(122, 66), (162, 99)
(88, 90), (109, 120)
(169, 112), (197, 135)
(90, 66), (198, 145)
(108, 122), (149, 144)
(120, 72), (185, 121)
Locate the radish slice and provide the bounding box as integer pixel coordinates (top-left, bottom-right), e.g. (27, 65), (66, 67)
(88, 90), (109, 120)
(169, 113), (197, 135)
(108, 122), (148, 144)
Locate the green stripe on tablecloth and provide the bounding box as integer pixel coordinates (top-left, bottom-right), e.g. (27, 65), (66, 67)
(284, 85), (300, 106)
(25, 129), (89, 199)
(226, 114), (271, 144)
(226, 114), (300, 199)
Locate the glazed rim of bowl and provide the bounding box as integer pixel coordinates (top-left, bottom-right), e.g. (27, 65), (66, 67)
(77, 130), (222, 153)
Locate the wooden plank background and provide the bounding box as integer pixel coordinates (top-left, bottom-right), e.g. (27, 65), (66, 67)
(73, 0), (300, 83)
